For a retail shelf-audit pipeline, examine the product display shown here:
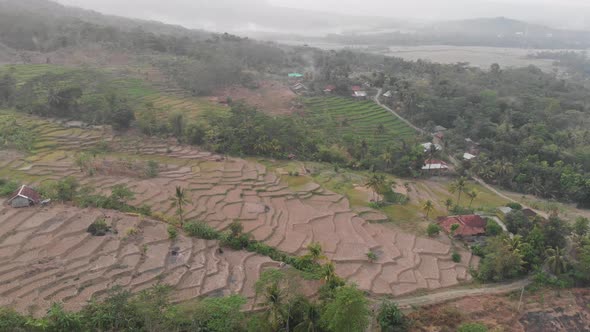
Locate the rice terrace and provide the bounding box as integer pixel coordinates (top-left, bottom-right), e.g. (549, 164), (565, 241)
(1, 0), (590, 330)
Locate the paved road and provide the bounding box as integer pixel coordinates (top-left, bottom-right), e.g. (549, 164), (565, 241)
(391, 277), (531, 309)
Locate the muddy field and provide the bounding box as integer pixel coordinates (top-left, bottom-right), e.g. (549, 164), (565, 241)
(0, 119), (479, 312)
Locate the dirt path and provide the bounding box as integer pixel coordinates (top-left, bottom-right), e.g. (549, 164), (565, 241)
(373, 89), (425, 134)
(391, 277), (531, 309)
(373, 92), (549, 220)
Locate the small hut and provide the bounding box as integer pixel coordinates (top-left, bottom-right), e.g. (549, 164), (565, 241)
(7, 185), (41, 208)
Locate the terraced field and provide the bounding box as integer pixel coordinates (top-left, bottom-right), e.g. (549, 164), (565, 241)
(0, 114), (479, 311)
(303, 96), (416, 143)
(0, 64), (227, 123)
(0, 201), (277, 315)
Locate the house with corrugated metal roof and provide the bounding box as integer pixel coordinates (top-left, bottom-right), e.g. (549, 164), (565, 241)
(7, 185), (41, 208)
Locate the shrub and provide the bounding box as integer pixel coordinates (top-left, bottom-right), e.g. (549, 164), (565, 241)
(457, 322), (488, 332)
(167, 225), (178, 240)
(471, 244), (485, 257)
(377, 300), (407, 332)
(485, 219), (503, 236)
(125, 227), (139, 237)
(0, 179), (18, 196)
(452, 252), (462, 263)
(427, 223), (441, 237)
(366, 251), (378, 262)
(450, 205), (474, 215)
(87, 218), (110, 236)
(145, 160), (159, 178)
(183, 221), (219, 240)
(221, 232), (251, 250)
(505, 202), (522, 210)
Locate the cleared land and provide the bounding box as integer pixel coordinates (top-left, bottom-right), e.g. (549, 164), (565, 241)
(214, 81), (297, 115)
(0, 201), (277, 315)
(408, 288), (590, 331)
(0, 112), (479, 312)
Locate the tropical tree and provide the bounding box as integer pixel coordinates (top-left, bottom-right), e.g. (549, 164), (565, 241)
(449, 177), (467, 205)
(443, 198), (454, 212)
(306, 242), (326, 264)
(545, 247), (568, 275)
(377, 300), (407, 332)
(466, 189), (478, 208)
(422, 200), (434, 219)
(263, 282), (285, 331)
(293, 300), (322, 332)
(322, 285), (370, 332)
(365, 173), (386, 202)
(170, 186), (190, 227)
(321, 262), (337, 285)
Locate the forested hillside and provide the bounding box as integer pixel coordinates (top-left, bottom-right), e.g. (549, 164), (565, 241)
(1, 0), (589, 208)
(374, 58), (590, 207)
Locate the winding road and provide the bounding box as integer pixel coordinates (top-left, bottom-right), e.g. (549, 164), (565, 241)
(374, 88), (425, 134)
(370, 88), (536, 308)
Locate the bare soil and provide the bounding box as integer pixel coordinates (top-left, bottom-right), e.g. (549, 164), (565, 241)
(408, 288), (590, 332)
(0, 120), (482, 313)
(0, 201), (278, 316)
(213, 81), (298, 115)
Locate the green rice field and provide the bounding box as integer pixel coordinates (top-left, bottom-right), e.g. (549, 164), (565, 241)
(303, 96), (416, 144)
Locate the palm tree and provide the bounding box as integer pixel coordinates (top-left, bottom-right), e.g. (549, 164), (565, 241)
(263, 282), (285, 331)
(169, 186), (190, 227)
(449, 177), (467, 205)
(443, 198), (454, 212)
(545, 247), (568, 275)
(466, 189), (478, 208)
(504, 235), (524, 253)
(321, 262), (337, 285)
(379, 151), (394, 169)
(294, 302), (321, 332)
(306, 242), (326, 264)
(494, 160), (514, 179)
(365, 173), (386, 202)
(422, 200), (434, 219)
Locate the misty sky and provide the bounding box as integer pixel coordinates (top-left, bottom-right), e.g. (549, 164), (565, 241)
(54, 0), (590, 31)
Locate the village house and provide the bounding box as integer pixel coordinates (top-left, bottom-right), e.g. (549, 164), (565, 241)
(7, 185), (41, 208)
(421, 142), (442, 153)
(422, 159), (449, 173)
(351, 85), (367, 99)
(323, 85), (336, 93)
(463, 152), (476, 161)
(437, 214), (487, 241)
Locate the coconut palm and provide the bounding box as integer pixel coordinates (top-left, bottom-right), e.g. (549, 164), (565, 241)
(306, 242), (326, 263)
(263, 282), (285, 331)
(365, 173), (386, 202)
(466, 189), (479, 208)
(504, 235), (524, 253)
(169, 186), (190, 227)
(321, 262), (337, 284)
(443, 198), (454, 212)
(422, 200), (434, 219)
(545, 247), (568, 275)
(449, 177), (467, 205)
(294, 302), (322, 332)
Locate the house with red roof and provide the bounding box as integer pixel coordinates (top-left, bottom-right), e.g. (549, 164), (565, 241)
(7, 185), (41, 208)
(323, 85), (336, 93)
(437, 214), (487, 240)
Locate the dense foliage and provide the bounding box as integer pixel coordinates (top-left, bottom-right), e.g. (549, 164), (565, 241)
(373, 58), (590, 207)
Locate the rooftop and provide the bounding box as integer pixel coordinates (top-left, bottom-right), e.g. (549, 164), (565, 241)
(437, 215), (487, 237)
